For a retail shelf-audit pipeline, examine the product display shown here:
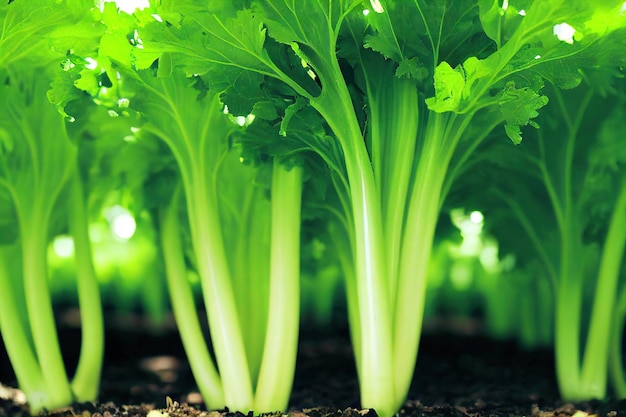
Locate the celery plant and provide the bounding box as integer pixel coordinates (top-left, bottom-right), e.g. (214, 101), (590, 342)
(159, 154), (304, 412)
(125, 70), (305, 412)
(483, 86), (626, 400)
(0, 2), (108, 411)
(0, 67), (103, 413)
(70, 4), (308, 405)
(124, 1), (626, 415)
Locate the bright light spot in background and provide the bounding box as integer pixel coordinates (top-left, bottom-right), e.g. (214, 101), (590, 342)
(125, 127), (140, 142)
(519, 9), (526, 16)
(501, 0), (509, 11)
(622, 2), (626, 14)
(231, 114), (255, 127)
(469, 210), (484, 224)
(451, 208), (483, 237)
(534, 55), (541, 60)
(553, 22), (576, 44)
(363, 9), (370, 16)
(300, 58), (317, 80)
(106, 205), (137, 240)
(97, 0), (150, 14)
(62, 58), (76, 71)
(131, 29), (145, 49)
(152, 13), (163, 22)
(369, 0), (384, 13)
(53, 235), (75, 258)
(85, 57), (98, 70)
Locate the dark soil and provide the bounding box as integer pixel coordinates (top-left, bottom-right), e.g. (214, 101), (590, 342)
(1, 314), (625, 417)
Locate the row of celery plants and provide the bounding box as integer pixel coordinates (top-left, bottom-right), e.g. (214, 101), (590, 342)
(2, 1), (626, 416)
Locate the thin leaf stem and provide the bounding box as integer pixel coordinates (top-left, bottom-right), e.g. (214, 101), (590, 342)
(160, 185), (226, 408)
(68, 167), (104, 403)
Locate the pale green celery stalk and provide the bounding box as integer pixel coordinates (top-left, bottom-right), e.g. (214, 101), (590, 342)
(21, 207), (73, 411)
(312, 78), (393, 417)
(183, 136), (253, 411)
(68, 167), (104, 402)
(16, 104), (76, 411)
(0, 245), (47, 410)
(580, 177), (626, 397)
(550, 90), (593, 400)
(610, 281), (626, 398)
(254, 161), (303, 412)
(481, 270), (517, 340)
(518, 277), (550, 349)
(368, 66), (420, 302)
(554, 226), (585, 399)
(394, 111), (467, 406)
(159, 185), (225, 408)
(144, 77), (254, 410)
(515, 272), (554, 350)
(229, 174), (270, 386)
(360, 65), (420, 411)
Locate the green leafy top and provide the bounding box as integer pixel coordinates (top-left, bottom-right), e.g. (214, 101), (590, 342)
(358, 0), (626, 143)
(0, 0), (101, 70)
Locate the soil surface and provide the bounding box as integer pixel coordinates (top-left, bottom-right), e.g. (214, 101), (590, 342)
(1, 314), (625, 417)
